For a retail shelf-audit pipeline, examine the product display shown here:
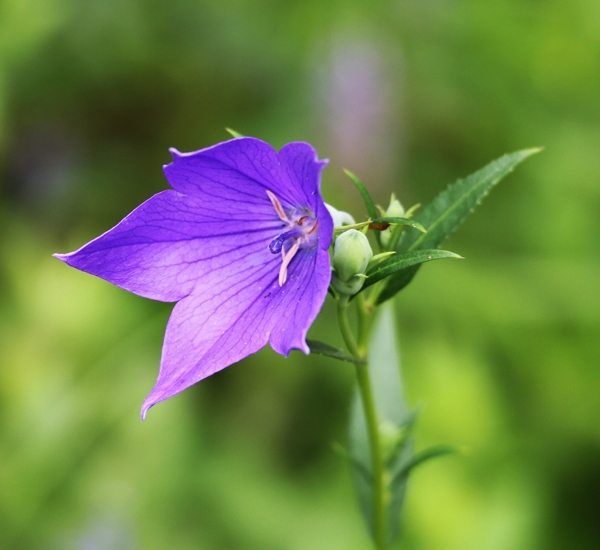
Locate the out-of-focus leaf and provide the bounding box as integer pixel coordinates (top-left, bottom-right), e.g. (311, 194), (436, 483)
(390, 445), (457, 485)
(377, 148), (542, 303)
(362, 249), (462, 291)
(349, 303), (411, 545)
(331, 441), (372, 483)
(307, 339), (366, 364)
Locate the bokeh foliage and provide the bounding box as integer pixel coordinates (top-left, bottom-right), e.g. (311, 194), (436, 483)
(0, 0), (599, 548)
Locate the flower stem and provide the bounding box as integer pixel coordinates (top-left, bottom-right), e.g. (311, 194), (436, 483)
(336, 298), (387, 550)
(356, 293), (371, 353)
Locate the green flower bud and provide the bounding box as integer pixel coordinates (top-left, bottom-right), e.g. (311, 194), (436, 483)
(381, 196), (405, 248)
(386, 197), (405, 218)
(333, 230), (373, 281)
(332, 229), (373, 295)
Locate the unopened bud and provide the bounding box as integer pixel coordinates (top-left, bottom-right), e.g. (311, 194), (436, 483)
(332, 229), (373, 295)
(381, 196), (405, 248)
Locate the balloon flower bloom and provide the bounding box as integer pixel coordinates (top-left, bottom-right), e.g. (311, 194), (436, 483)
(55, 138), (334, 418)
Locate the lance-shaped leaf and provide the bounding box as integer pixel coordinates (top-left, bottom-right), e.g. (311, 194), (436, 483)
(306, 339), (366, 364)
(344, 169), (378, 220)
(344, 169), (382, 248)
(377, 148), (541, 303)
(349, 303), (412, 545)
(362, 249), (462, 291)
(390, 445), (457, 485)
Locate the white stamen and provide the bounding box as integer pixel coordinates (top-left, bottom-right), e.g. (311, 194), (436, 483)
(267, 190), (289, 222)
(279, 241), (300, 286)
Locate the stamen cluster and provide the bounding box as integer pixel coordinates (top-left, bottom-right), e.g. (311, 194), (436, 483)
(267, 190), (319, 286)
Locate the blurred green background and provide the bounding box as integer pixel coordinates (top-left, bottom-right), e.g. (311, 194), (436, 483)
(1, 0), (599, 549)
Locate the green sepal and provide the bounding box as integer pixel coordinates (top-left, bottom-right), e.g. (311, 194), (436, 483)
(404, 203), (421, 218)
(370, 217), (426, 233)
(225, 127), (244, 138)
(377, 148), (541, 304)
(306, 339), (366, 364)
(361, 249), (462, 291)
(334, 217), (425, 236)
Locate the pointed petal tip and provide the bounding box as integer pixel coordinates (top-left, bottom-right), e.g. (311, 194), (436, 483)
(53, 252), (70, 263)
(294, 339), (311, 356)
(163, 148), (184, 170)
(299, 342), (310, 355)
(278, 335), (310, 357)
(140, 399), (154, 421)
(168, 147), (182, 159)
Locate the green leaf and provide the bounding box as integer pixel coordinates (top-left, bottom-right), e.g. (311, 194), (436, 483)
(344, 169), (382, 248)
(349, 304), (411, 545)
(362, 249), (462, 291)
(306, 339), (366, 364)
(369, 217), (426, 233)
(331, 441), (372, 483)
(390, 445), (457, 484)
(225, 127), (244, 138)
(344, 169), (378, 220)
(377, 148), (542, 303)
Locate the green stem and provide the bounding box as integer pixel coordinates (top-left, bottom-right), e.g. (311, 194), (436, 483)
(356, 293), (371, 353)
(336, 296), (361, 357)
(364, 281), (384, 311)
(336, 298), (387, 550)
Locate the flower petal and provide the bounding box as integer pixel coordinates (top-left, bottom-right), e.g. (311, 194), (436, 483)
(54, 190), (283, 302)
(164, 138), (329, 214)
(55, 139), (331, 302)
(141, 245), (331, 418)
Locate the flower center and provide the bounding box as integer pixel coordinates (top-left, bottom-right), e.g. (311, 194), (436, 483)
(266, 190), (319, 286)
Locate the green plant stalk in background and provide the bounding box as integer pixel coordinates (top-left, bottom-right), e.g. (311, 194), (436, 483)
(325, 148), (542, 549)
(337, 295), (387, 549)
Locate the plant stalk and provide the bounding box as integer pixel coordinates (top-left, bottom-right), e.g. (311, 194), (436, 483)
(337, 297), (387, 550)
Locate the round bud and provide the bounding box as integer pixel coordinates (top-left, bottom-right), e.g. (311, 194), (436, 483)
(333, 229), (373, 282)
(332, 229), (373, 295)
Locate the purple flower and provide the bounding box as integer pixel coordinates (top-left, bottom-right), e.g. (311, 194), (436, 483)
(55, 138), (333, 418)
